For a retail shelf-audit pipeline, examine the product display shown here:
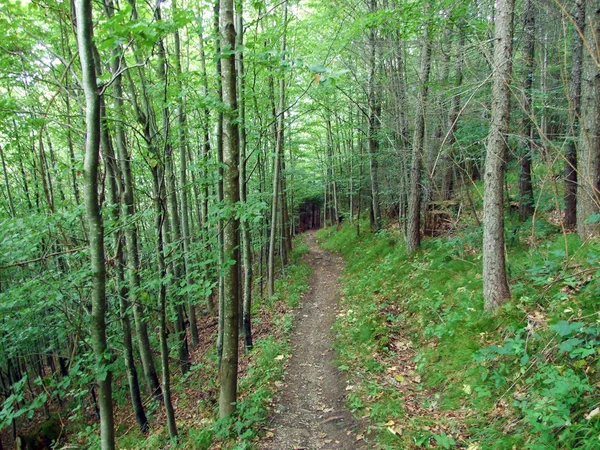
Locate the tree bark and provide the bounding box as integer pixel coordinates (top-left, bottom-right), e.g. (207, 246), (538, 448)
(564, 0), (585, 229)
(518, 0), (535, 220)
(268, 0), (288, 298)
(173, 0), (199, 348)
(407, 12), (432, 253)
(122, 0), (163, 400)
(219, 0), (241, 419)
(74, 0), (115, 446)
(483, 0), (514, 311)
(367, 0), (381, 231)
(576, 0), (600, 238)
(236, 2), (253, 353)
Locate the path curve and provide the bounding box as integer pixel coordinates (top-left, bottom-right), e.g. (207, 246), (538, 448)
(261, 231), (365, 450)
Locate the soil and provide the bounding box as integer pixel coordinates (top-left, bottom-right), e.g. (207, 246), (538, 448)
(260, 231), (366, 450)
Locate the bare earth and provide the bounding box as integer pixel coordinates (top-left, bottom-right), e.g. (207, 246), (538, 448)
(261, 231), (365, 450)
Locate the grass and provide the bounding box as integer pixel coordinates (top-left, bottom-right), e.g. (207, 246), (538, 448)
(318, 217), (600, 449)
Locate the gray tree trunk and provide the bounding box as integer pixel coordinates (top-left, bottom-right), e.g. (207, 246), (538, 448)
(442, 29), (464, 201)
(518, 0), (535, 220)
(219, 0), (241, 418)
(483, 0), (514, 311)
(564, 0), (584, 230)
(122, 0), (163, 401)
(173, 0), (199, 348)
(154, 4), (191, 375)
(407, 13), (432, 253)
(236, 3), (253, 352)
(268, 1), (288, 298)
(367, 0), (381, 231)
(74, 0), (115, 446)
(576, 0), (600, 238)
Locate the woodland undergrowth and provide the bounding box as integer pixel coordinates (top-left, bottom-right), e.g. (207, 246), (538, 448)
(318, 215), (600, 449)
(114, 238), (311, 450)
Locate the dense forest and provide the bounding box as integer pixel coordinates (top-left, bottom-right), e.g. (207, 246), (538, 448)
(0, 0), (599, 448)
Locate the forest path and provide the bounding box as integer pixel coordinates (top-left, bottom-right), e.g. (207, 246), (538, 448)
(260, 230), (365, 450)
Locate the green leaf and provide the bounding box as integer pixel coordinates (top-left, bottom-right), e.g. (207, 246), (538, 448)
(551, 321), (584, 337)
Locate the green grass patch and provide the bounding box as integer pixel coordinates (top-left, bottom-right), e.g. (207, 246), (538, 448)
(320, 222), (600, 449)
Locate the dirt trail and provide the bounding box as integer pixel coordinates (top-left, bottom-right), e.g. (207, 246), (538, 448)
(261, 231), (365, 450)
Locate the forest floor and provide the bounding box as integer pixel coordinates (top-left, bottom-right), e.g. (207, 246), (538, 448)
(260, 231), (366, 450)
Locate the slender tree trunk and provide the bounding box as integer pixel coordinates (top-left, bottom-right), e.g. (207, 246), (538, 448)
(152, 167), (178, 439)
(100, 0), (151, 428)
(367, 0), (381, 231)
(236, 3), (253, 352)
(74, 0), (115, 446)
(122, 0), (163, 400)
(197, 16), (216, 315)
(576, 0), (600, 238)
(407, 12), (432, 253)
(219, 0), (241, 418)
(214, 0), (226, 363)
(173, 0), (199, 348)
(564, 0), (585, 229)
(441, 29), (464, 201)
(268, 0), (288, 297)
(483, 0), (514, 311)
(155, 4), (191, 375)
(518, 0), (535, 220)
(0, 145), (15, 217)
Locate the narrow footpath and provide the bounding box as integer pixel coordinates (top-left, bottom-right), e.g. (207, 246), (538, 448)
(261, 231), (365, 450)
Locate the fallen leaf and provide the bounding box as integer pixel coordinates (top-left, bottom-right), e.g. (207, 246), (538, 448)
(585, 407), (600, 420)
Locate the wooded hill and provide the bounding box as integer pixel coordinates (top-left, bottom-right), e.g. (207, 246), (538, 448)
(0, 0), (599, 448)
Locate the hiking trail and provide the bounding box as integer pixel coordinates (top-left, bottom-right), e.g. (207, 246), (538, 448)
(261, 231), (366, 450)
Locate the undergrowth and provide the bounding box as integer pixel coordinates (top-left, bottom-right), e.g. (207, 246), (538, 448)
(318, 221), (600, 449)
(116, 238), (311, 449)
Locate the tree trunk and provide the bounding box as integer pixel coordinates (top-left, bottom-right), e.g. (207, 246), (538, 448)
(442, 29), (464, 201)
(219, 0), (241, 418)
(197, 15), (216, 315)
(576, 0), (600, 238)
(100, 0), (150, 429)
(155, 4), (191, 375)
(0, 145), (16, 217)
(483, 0), (514, 311)
(173, 0), (199, 348)
(268, 1), (288, 298)
(236, 2), (253, 352)
(74, 0), (115, 446)
(367, 0), (381, 231)
(518, 0), (535, 220)
(564, 0), (585, 229)
(214, 0), (226, 364)
(122, 0), (163, 400)
(152, 167), (178, 439)
(407, 12), (432, 253)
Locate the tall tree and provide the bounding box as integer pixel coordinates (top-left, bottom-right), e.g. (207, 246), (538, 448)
(406, 8), (432, 253)
(367, 0), (382, 231)
(483, 0), (514, 311)
(267, 0), (288, 297)
(576, 0), (600, 238)
(74, 0), (115, 446)
(518, 0), (535, 220)
(236, 0), (253, 352)
(564, 0), (585, 229)
(219, 0), (241, 418)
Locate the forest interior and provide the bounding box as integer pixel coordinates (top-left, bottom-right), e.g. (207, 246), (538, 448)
(1, 0), (600, 448)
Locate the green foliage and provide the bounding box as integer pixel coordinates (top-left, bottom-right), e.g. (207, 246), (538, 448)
(321, 222), (600, 448)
